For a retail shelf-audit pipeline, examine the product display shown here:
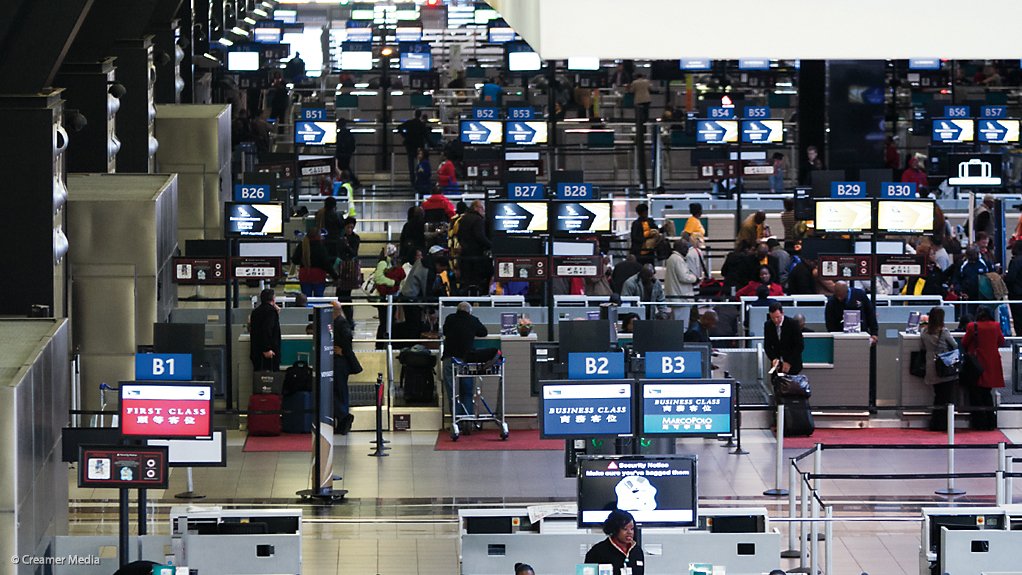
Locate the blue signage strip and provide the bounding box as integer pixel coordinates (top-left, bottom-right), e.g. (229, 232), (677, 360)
(300, 108), (327, 121)
(680, 59), (711, 71)
(644, 352), (704, 379)
(641, 380), (733, 436)
(743, 106), (771, 119)
(233, 184), (271, 203)
(473, 107), (500, 120)
(554, 182), (595, 201)
(541, 381), (633, 438)
(135, 353), (193, 381)
(830, 181), (867, 199)
(295, 121), (330, 145)
(880, 182), (917, 199)
(507, 183), (544, 199)
(567, 352), (625, 379)
(909, 59), (941, 70)
(507, 106), (535, 120)
(738, 59), (770, 70)
(707, 106), (735, 120)
(981, 105), (1007, 119)
(944, 105), (971, 118)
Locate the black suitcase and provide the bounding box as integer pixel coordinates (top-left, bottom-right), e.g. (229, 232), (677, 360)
(281, 391), (314, 434)
(781, 397), (815, 437)
(401, 365), (436, 404)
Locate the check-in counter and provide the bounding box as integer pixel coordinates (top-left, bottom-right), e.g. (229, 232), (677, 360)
(898, 331), (1013, 412)
(799, 332), (872, 407)
(475, 333), (538, 422)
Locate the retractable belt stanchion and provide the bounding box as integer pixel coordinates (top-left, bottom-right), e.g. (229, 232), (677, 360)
(730, 380), (748, 455)
(936, 403), (965, 496)
(996, 442), (1006, 505)
(810, 489), (820, 575)
(174, 467), (206, 499)
(369, 373), (390, 457)
(824, 505), (834, 575)
(764, 403), (788, 496)
(781, 460), (800, 558)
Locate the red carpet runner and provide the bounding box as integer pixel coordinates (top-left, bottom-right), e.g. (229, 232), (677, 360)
(243, 433), (313, 453)
(434, 429), (563, 451)
(784, 427), (1010, 450)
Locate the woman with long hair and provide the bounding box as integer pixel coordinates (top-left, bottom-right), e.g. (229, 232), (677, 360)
(291, 228), (333, 297)
(921, 307), (958, 431)
(961, 306), (1006, 430)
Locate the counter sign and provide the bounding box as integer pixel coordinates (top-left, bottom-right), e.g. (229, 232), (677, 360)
(540, 381), (633, 438)
(119, 383), (214, 439)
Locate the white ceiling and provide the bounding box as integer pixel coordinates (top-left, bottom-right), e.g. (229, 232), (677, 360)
(486, 0), (1022, 60)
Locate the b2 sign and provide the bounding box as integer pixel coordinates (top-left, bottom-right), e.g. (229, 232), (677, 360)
(880, 182), (917, 199)
(567, 352), (625, 379)
(135, 353), (193, 381)
(644, 351), (703, 379)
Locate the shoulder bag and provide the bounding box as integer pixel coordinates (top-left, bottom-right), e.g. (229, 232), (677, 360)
(959, 323), (985, 387)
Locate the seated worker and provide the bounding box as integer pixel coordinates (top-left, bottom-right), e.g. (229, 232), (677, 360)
(824, 281), (878, 344)
(735, 265), (785, 298)
(584, 509), (644, 575)
(441, 302), (488, 420)
(513, 564), (535, 575)
(684, 310), (717, 343)
(764, 302), (804, 375)
(621, 264), (669, 318)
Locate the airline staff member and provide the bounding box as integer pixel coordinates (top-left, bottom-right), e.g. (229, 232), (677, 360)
(584, 509), (644, 575)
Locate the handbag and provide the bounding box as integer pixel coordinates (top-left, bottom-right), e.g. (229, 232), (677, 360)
(772, 373), (811, 398)
(935, 349), (960, 378)
(336, 259), (363, 291)
(959, 323), (985, 387)
(909, 350), (927, 378)
(346, 351), (363, 376)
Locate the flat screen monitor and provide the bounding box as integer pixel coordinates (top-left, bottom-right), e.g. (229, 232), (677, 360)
(876, 200), (935, 234)
(275, 9), (297, 23)
(932, 119), (975, 143)
(119, 383), (214, 439)
(227, 52), (260, 72)
(539, 380), (634, 439)
(639, 379), (734, 437)
(568, 57), (601, 71)
(225, 203), (284, 237)
(395, 27), (422, 42)
(809, 170), (847, 198)
(252, 28), (281, 43)
(487, 27), (516, 43)
(552, 240), (596, 256)
(814, 200), (872, 233)
(147, 430), (227, 467)
(490, 201), (548, 234)
(558, 320), (612, 357)
(460, 120), (503, 145)
(154, 323), (206, 357)
(577, 455), (698, 527)
(977, 119), (1021, 144)
(855, 240), (904, 255)
(632, 320), (685, 354)
(400, 51), (432, 72)
(508, 51), (541, 72)
(344, 27), (373, 42)
(339, 51), (373, 71)
(238, 240), (289, 264)
(797, 237), (853, 259)
(947, 153), (1003, 187)
(504, 121), (548, 145)
(551, 202), (611, 235)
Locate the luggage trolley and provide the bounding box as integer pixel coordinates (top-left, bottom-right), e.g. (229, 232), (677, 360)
(449, 353), (509, 441)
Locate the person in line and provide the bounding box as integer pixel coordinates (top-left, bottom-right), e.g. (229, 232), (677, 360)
(973, 194), (996, 238)
(513, 563), (535, 575)
(441, 302), (488, 419)
(921, 307), (958, 431)
(421, 186), (456, 221)
(736, 211), (768, 250)
(685, 232), (708, 283)
(664, 239), (698, 300)
(630, 203), (658, 265)
(437, 149), (459, 193)
(825, 281), (878, 344)
(683, 203), (705, 236)
(399, 206), (426, 265)
(398, 110), (430, 183)
(684, 310), (717, 343)
(900, 155), (929, 196)
(780, 198), (797, 241)
(291, 228), (333, 297)
(333, 117), (360, 187)
(249, 289), (281, 372)
(621, 264), (668, 318)
(584, 509), (644, 575)
(249, 108), (274, 155)
(736, 265), (785, 298)
(372, 244), (405, 349)
(769, 152), (786, 193)
(962, 306), (1005, 430)
(457, 200), (492, 295)
(284, 52), (305, 84)
(628, 73), (652, 123)
(412, 148), (432, 196)
(795, 314), (813, 333)
(611, 254), (643, 295)
(799, 145), (823, 185)
(1005, 241), (1022, 336)
(335, 217), (361, 328)
(954, 245), (992, 305)
(400, 249), (451, 329)
(480, 77), (503, 105)
(315, 197), (344, 254)
(764, 302), (803, 375)
(884, 135), (901, 172)
(331, 302), (359, 434)
(268, 72), (289, 122)
(786, 256), (817, 295)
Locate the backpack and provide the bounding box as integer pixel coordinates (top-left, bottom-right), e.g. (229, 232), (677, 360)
(653, 236), (672, 261)
(282, 360), (314, 395)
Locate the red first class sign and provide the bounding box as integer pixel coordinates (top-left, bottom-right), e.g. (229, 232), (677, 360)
(119, 383), (214, 439)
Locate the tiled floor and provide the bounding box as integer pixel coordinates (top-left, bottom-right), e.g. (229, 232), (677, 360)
(67, 427), (1022, 574)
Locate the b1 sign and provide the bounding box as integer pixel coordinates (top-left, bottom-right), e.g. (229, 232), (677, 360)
(135, 354), (193, 381)
(567, 352), (625, 379)
(644, 351), (703, 379)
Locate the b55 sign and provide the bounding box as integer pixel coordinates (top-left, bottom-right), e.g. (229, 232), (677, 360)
(120, 383), (214, 439)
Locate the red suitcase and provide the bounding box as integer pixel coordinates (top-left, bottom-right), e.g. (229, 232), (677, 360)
(248, 393), (282, 436)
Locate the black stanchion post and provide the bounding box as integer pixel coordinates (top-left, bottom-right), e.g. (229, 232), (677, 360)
(731, 380), (748, 455)
(369, 372), (390, 457)
(118, 488), (129, 567)
(137, 488), (146, 535)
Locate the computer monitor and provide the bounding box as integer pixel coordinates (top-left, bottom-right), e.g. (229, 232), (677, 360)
(876, 200), (935, 234)
(632, 320), (685, 354)
(227, 52), (260, 72)
(154, 323), (206, 357)
(558, 320), (612, 359)
(814, 200), (872, 234)
(809, 170), (847, 198)
(577, 455), (698, 527)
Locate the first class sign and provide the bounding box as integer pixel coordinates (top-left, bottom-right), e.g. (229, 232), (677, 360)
(119, 383), (214, 439)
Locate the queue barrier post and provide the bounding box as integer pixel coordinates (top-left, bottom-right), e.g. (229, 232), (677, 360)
(824, 505), (834, 575)
(810, 489), (820, 575)
(812, 445), (825, 542)
(936, 403), (965, 496)
(764, 403), (788, 496)
(174, 467), (206, 499)
(996, 442), (1006, 506)
(781, 460), (800, 558)
(369, 373), (390, 457)
(1006, 454), (1015, 505)
(797, 475), (809, 572)
(730, 380), (748, 455)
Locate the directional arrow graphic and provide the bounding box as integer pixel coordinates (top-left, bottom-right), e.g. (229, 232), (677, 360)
(230, 204), (269, 235)
(495, 203), (534, 231)
(979, 120), (1008, 142)
(933, 120), (962, 142)
(462, 122), (492, 143)
(557, 203), (596, 232)
(743, 121), (768, 142)
(506, 122), (536, 143)
(295, 122), (326, 144)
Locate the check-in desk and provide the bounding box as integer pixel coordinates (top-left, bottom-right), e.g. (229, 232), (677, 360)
(475, 333), (538, 421)
(459, 508), (781, 575)
(170, 506), (301, 575)
(799, 333), (872, 407)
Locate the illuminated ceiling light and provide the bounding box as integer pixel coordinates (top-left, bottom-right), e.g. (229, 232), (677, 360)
(244, 16), (257, 25)
(218, 37), (234, 46)
(231, 26), (250, 37)
(253, 8), (268, 17)
(380, 46), (394, 57)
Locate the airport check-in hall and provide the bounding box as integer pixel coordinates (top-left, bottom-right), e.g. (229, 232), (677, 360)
(8, 0), (1022, 574)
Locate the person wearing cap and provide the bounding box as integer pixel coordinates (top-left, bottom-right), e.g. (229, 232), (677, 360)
(441, 302), (488, 419)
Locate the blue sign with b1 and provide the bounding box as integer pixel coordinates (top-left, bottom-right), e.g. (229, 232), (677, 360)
(473, 107), (500, 120)
(830, 181), (867, 198)
(135, 353), (192, 381)
(555, 182), (595, 200)
(233, 184), (270, 203)
(880, 182), (917, 199)
(567, 352), (625, 379)
(644, 351), (703, 379)
(540, 380), (633, 438)
(300, 108), (327, 121)
(641, 380), (733, 436)
(507, 183), (544, 199)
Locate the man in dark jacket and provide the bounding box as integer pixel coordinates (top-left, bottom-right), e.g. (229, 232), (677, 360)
(786, 256), (816, 295)
(398, 110), (430, 182)
(334, 117), (361, 186)
(456, 200), (492, 294)
(825, 281), (878, 343)
(611, 254), (643, 294)
(764, 302), (804, 374)
(249, 289), (282, 371)
(630, 203), (657, 264)
(442, 302), (488, 418)
(684, 310), (717, 343)
(332, 302), (358, 434)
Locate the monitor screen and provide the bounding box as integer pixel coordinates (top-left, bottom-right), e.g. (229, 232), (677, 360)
(275, 9), (297, 23)
(344, 27), (373, 42)
(395, 26), (422, 42)
(488, 27), (516, 43)
(227, 52), (260, 72)
(400, 51), (432, 71)
(147, 430), (227, 467)
(252, 28), (281, 43)
(460, 120), (503, 145)
(552, 240), (596, 256)
(558, 320), (612, 357)
(931, 119), (975, 143)
(640, 380), (734, 437)
(876, 200), (935, 234)
(490, 201), (548, 234)
(632, 320), (685, 354)
(238, 241), (289, 264)
(568, 56), (601, 71)
(540, 380), (633, 439)
(977, 119), (1020, 144)
(340, 50), (373, 71)
(814, 200), (872, 233)
(504, 121), (548, 145)
(551, 202), (611, 235)
(120, 383), (214, 439)
(947, 153), (1003, 187)
(508, 51), (542, 72)
(577, 455), (698, 527)
(225, 203), (284, 237)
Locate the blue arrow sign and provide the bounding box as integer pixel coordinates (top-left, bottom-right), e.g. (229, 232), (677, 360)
(741, 120), (782, 143)
(460, 121), (493, 144)
(295, 121), (328, 145)
(981, 106), (1007, 119)
(880, 182), (917, 199)
(696, 120), (737, 144)
(707, 106), (735, 120)
(977, 119), (1018, 143)
(932, 119), (971, 143)
(473, 107), (500, 120)
(505, 122), (537, 144)
(301, 108), (327, 121)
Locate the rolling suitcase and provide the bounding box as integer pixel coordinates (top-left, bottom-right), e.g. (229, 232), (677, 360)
(782, 397), (815, 437)
(281, 391), (314, 434)
(398, 346), (437, 404)
(247, 393), (282, 436)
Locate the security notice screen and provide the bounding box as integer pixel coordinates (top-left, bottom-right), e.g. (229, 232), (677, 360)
(120, 383), (214, 439)
(577, 455), (697, 527)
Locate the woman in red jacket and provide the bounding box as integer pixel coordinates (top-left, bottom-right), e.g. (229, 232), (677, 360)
(961, 306), (1005, 430)
(735, 266), (785, 298)
(900, 156), (929, 195)
(437, 150), (458, 192)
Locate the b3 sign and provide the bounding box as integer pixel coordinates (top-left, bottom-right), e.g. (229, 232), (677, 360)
(644, 351), (703, 379)
(135, 353), (193, 381)
(567, 352), (625, 379)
